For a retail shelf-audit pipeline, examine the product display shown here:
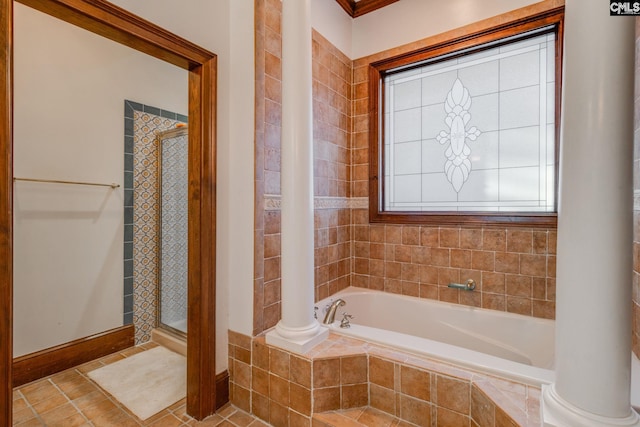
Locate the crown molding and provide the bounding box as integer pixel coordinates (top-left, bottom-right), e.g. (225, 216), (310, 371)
(334, 0), (400, 18)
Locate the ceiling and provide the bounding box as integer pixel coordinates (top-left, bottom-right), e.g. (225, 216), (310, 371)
(334, 0), (400, 18)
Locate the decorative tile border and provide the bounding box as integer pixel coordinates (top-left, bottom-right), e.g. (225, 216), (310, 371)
(264, 195), (368, 211)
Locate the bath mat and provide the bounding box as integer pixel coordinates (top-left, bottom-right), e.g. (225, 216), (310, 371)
(87, 346), (186, 420)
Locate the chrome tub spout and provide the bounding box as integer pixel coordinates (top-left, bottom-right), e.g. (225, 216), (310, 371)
(322, 298), (346, 324)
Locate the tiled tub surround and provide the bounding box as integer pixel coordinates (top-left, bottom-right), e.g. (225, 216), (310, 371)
(259, 206), (352, 332)
(254, 0), (558, 344)
(349, 213), (557, 320)
(228, 331), (540, 427)
(350, 26), (557, 320)
(318, 287), (554, 386)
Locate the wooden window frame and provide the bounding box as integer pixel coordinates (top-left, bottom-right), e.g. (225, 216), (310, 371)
(368, 7), (564, 227)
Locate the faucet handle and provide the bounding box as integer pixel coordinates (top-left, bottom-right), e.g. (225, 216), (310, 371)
(323, 299), (333, 314)
(339, 312), (354, 329)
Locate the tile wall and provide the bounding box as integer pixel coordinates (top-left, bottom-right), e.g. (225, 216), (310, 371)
(253, 0), (352, 335)
(124, 100), (187, 344)
(349, 32), (556, 320)
(241, 3), (640, 424)
(633, 17), (640, 359)
(349, 213), (557, 318)
(253, 0), (278, 335)
(253, 0), (558, 340)
(311, 29), (353, 302)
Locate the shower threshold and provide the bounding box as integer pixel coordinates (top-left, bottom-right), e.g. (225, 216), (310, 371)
(152, 327), (186, 357)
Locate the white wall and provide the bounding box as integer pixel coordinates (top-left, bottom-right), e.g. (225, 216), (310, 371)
(13, 3), (188, 356)
(351, 0), (540, 59)
(109, 0), (256, 372)
(311, 0), (353, 58)
(227, 0), (256, 339)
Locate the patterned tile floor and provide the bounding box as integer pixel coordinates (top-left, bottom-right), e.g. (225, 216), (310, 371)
(12, 342), (268, 427)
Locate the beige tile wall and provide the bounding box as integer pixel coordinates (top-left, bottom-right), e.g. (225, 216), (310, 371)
(350, 214), (557, 319)
(254, 1), (561, 340)
(254, 0), (353, 335)
(253, 0), (278, 335)
(311, 29), (353, 302)
(351, 44), (556, 319)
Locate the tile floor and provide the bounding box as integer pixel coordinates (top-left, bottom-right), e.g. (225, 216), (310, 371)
(12, 342), (268, 427)
(12, 341), (452, 427)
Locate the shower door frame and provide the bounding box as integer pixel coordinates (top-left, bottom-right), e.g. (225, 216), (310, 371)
(0, 0), (218, 423)
(157, 127), (189, 338)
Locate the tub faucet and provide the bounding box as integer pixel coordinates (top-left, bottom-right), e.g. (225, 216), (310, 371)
(322, 298), (346, 324)
(340, 313), (353, 329)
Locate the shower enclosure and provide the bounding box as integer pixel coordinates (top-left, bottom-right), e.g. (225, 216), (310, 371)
(157, 127), (188, 335)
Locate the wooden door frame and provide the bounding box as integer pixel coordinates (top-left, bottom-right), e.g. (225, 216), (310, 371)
(0, 0), (217, 423)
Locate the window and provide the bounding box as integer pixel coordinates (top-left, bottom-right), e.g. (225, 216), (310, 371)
(369, 8), (564, 226)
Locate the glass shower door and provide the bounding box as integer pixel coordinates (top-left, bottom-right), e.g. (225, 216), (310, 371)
(158, 127), (188, 335)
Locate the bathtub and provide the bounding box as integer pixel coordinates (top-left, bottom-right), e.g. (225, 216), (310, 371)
(318, 287), (640, 409)
(318, 287), (555, 386)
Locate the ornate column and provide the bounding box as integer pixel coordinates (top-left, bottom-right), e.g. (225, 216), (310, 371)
(265, 0), (328, 353)
(542, 1), (640, 425)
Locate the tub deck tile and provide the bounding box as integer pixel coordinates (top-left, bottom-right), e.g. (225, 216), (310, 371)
(472, 378), (540, 427)
(318, 333), (540, 426)
(307, 333), (371, 359)
(251, 332), (542, 426)
(403, 354), (474, 382)
(313, 407), (405, 427)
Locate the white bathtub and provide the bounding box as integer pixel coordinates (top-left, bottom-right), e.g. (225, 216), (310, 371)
(318, 287), (640, 409)
(318, 287), (555, 386)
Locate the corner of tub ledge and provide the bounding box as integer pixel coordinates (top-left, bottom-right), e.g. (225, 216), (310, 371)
(473, 376), (538, 426)
(265, 324), (329, 355)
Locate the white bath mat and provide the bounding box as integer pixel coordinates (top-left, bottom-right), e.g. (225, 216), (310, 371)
(87, 346), (186, 420)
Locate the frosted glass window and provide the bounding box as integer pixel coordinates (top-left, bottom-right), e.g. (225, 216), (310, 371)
(383, 31), (556, 213)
